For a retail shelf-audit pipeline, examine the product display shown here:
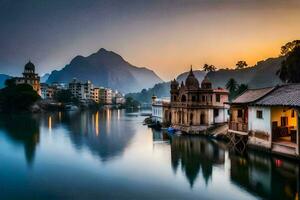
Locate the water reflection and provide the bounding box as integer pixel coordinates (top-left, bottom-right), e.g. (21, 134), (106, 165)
(0, 111), (299, 199)
(0, 114), (40, 166)
(170, 135), (225, 187)
(230, 150), (299, 200)
(41, 110), (135, 162)
(167, 133), (299, 199)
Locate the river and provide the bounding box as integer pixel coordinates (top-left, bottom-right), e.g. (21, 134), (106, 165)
(0, 109), (298, 199)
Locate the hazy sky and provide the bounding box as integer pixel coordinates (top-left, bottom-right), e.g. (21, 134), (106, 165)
(1, 0), (300, 80)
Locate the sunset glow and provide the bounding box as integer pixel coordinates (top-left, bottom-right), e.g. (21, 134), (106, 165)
(1, 1), (300, 80)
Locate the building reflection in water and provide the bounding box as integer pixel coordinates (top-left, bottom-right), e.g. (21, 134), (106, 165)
(0, 114), (40, 166)
(152, 129), (169, 143)
(169, 135), (226, 187)
(165, 132), (299, 199)
(105, 108), (111, 133)
(48, 116), (52, 133)
(117, 109), (120, 120)
(95, 111), (99, 136)
(45, 110), (135, 162)
(230, 150), (299, 200)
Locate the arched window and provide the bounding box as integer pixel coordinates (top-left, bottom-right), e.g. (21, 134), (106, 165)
(181, 95), (186, 102)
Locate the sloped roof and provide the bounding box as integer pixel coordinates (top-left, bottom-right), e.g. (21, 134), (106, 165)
(232, 87), (275, 104)
(253, 84), (300, 107)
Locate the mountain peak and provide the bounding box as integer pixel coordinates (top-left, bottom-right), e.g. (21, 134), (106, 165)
(46, 48), (162, 92)
(97, 48), (108, 53)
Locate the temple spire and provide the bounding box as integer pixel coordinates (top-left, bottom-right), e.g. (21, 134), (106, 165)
(189, 65), (194, 76)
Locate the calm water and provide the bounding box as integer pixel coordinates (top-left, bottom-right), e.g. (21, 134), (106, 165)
(0, 109), (299, 200)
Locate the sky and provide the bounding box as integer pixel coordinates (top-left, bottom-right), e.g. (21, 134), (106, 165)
(0, 0), (300, 81)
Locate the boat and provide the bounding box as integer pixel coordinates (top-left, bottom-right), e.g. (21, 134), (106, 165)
(167, 127), (177, 134)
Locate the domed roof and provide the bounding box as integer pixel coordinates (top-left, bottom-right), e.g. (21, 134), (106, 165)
(185, 67), (199, 89)
(24, 61), (35, 71)
(201, 75), (212, 89)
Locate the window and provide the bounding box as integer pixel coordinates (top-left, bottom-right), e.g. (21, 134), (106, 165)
(214, 109), (219, 117)
(216, 94), (221, 102)
(281, 117), (288, 126)
(291, 110), (295, 118)
(237, 109), (243, 118)
(256, 110), (263, 119)
(202, 95), (206, 102)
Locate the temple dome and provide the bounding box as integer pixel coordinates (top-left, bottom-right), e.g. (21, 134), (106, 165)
(24, 61), (35, 72)
(201, 75), (212, 89)
(185, 67), (199, 89)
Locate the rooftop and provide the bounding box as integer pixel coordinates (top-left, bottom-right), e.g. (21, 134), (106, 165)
(231, 87), (275, 104)
(252, 84), (300, 107)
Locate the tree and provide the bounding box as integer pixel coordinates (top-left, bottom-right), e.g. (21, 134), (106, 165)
(226, 78), (238, 93)
(280, 40), (300, 56)
(124, 97), (140, 108)
(235, 61), (248, 70)
(226, 78), (248, 101)
(5, 79), (16, 88)
(277, 41), (300, 83)
(236, 84), (248, 96)
(0, 84), (40, 112)
(203, 64), (217, 72)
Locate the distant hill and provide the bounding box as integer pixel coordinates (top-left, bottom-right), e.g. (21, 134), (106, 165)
(128, 57), (284, 103)
(126, 82), (171, 103)
(208, 57), (284, 88)
(41, 73), (50, 83)
(46, 48), (162, 93)
(0, 74), (11, 88)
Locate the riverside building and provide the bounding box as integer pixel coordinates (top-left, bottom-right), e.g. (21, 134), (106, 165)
(164, 68), (229, 133)
(228, 84), (300, 158)
(14, 61), (41, 95)
(99, 87), (112, 104)
(69, 78), (99, 103)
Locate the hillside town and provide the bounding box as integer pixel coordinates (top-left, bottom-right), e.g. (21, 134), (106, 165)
(12, 61), (126, 109)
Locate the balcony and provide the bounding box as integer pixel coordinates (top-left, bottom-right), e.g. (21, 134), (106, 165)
(229, 121), (248, 134)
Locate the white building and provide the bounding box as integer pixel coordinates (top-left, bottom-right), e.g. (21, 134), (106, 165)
(151, 96), (170, 123)
(40, 83), (56, 99)
(229, 84), (300, 158)
(69, 78), (98, 103)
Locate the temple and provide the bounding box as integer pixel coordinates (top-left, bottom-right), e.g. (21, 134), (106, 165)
(163, 67), (229, 133)
(14, 61), (41, 95)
